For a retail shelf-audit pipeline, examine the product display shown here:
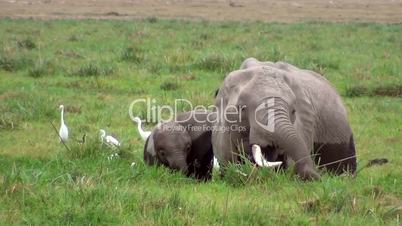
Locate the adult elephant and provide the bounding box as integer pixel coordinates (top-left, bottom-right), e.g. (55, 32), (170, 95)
(212, 58), (357, 180)
(142, 111), (214, 181)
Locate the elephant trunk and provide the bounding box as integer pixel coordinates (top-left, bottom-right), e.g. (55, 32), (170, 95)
(171, 155), (189, 174)
(272, 101), (320, 180)
(251, 97), (320, 180)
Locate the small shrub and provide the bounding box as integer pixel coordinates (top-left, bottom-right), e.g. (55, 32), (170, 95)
(64, 132), (134, 161)
(121, 46), (143, 63)
(160, 81), (179, 91)
(76, 63), (101, 76)
(105, 11), (120, 16)
(167, 191), (184, 209)
(191, 39), (205, 49)
(300, 186), (354, 214)
(0, 52), (32, 71)
(306, 62), (326, 75)
(68, 34), (81, 42)
(222, 147), (263, 187)
(221, 161), (285, 188)
(195, 53), (236, 73)
(64, 134), (102, 160)
(200, 33), (210, 40)
(148, 63), (165, 74)
(27, 60), (54, 78)
(269, 45), (285, 62)
(253, 46), (285, 63)
(146, 17), (158, 23)
(55, 49), (83, 59)
(373, 84), (402, 97)
(345, 85), (369, 97)
(311, 57), (340, 70)
(0, 54), (16, 71)
(345, 84), (402, 97)
(28, 65), (47, 78)
(17, 38), (36, 50)
(71, 62), (116, 77)
(4, 94), (57, 121)
(182, 74), (197, 81)
(222, 163), (253, 187)
(0, 115), (19, 130)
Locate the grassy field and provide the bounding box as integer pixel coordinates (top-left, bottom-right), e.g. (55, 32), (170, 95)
(0, 19), (401, 225)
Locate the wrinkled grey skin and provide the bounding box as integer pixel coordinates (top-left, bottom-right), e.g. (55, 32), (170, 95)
(144, 111), (214, 180)
(212, 58), (356, 180)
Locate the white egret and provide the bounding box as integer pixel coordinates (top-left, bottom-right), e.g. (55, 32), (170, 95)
(100, 129), (121, 147)
(132, 117), (151, 141)
(58, 105), (69, 142)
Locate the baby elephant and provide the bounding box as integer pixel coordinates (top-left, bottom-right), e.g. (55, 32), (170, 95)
(142, 111), (214, 181)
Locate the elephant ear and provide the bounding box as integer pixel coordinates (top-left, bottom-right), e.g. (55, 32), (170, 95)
(283, 73), (316, 151)
(310, 82), (352, 144)
(144, 131), (158, 165)
(218, 68), (257, 103)
(238, 64), (315, 150)
(270, 62), (316, 150)
(277, 62), (352, 145)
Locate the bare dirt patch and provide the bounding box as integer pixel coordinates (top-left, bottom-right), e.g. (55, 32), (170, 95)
(0, 0), (401, 23)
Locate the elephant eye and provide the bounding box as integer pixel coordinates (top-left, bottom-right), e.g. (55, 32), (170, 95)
(159, 149), (165, 156)
(290, 109), (296, 124)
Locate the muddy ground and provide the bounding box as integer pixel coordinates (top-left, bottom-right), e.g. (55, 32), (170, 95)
(0, 0), (401, 23)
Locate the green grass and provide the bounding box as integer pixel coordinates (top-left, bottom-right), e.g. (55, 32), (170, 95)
(0, 19), (401, 225)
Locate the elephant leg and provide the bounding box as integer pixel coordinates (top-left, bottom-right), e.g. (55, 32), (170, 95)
(314, 135), (357, 175)
(186, 145), (214, 181)
(193, 148), (214, 181)
(276, 154), (288, 170)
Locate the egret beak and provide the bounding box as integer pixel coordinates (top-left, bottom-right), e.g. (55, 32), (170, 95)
(251, 144), (282, 167)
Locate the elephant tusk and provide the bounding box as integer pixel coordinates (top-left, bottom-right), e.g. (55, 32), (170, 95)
(252, 144), (283, 168)
(213, 157), (220, 169)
